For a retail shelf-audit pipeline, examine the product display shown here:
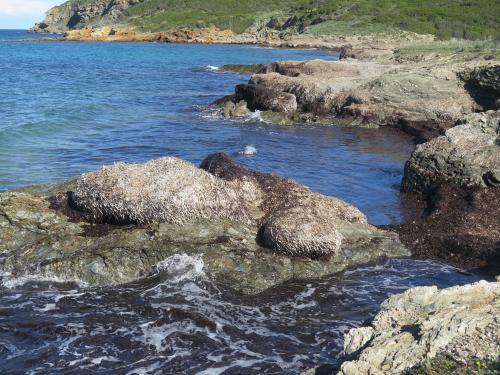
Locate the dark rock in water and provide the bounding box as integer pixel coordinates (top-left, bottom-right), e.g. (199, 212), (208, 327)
(219, 64), (266, 75)
(0, 154), (408, 294)
(211, 94), (235, 106)
(459, 65), (500, 110)
(235, 83), (297, 113)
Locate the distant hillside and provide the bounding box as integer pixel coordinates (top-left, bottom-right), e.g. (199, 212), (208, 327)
(33, 0), (500, 40)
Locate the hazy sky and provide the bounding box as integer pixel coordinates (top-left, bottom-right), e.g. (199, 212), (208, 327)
(0, 0), (60, 29)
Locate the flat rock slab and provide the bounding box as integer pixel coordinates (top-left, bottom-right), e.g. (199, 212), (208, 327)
(227, 59), (499, 141)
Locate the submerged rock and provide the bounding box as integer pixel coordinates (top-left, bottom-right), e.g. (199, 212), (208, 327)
(337, 280), (500, 374)
(219, 64), (266, 75)
(403, 110), (500, 192)
(0, 154), (408, 294)
(220, 100), (251, 118)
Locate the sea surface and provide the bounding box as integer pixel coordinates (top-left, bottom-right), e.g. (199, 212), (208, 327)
(0, 30), (483, 375)
(0, 30), (412, 225)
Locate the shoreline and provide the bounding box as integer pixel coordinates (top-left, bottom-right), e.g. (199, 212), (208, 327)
(2, 26), (499, 374)
(9, 28), (500, 274)
(24, 36), (343, 55)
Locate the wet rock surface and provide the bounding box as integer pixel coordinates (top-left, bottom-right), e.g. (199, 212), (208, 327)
(219, 63), (266, 75)
(0, 154), (408, 294)
(337, 280), (500, 375)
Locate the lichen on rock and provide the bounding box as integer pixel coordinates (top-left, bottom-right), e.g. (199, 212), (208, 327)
(337, 280), (500, 375)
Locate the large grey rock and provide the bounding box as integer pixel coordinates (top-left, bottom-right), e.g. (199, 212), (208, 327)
(0, 154), (409, 294)
(338, 280), (500, 375)
(402, 110), (500, 192)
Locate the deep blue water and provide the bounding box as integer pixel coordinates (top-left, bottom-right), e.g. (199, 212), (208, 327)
(0, 30), (414, 225)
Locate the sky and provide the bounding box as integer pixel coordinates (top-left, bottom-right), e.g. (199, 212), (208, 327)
(0, 0), (61, 29)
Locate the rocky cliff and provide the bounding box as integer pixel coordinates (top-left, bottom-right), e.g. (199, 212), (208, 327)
(31, 0), (143, 33)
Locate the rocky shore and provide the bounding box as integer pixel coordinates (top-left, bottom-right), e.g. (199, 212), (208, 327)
(336, 280), (500, 374)
(0, 154), (408, 295)
(56, 26), (235, 43)
(394, 111), (500, 275)
(215, 57), (498, 142)
(209, 40), (499, 373)
(18, 4), (500, 371)
(212, 46), (499, 275)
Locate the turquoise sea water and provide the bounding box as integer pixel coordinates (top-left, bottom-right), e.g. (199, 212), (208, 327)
(0, 30), (414, 225)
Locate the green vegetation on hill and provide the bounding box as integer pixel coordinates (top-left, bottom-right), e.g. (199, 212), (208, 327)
(117, 0), (500, 40)
(394, 39), (500, 59)
(298, 0), (500, 40)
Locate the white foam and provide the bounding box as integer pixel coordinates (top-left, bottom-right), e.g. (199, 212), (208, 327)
(197, 359), (263, 375)
(244, 110), (268, 123)
(0, 272), (88, 289)
(38, 303), (58, 312)
(125, 361), (163, 375)
(206, 65), (220, 71)
(90, 356), (120, 364)
(156, 254), (206, 283)
(237, 145), (257, 156)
